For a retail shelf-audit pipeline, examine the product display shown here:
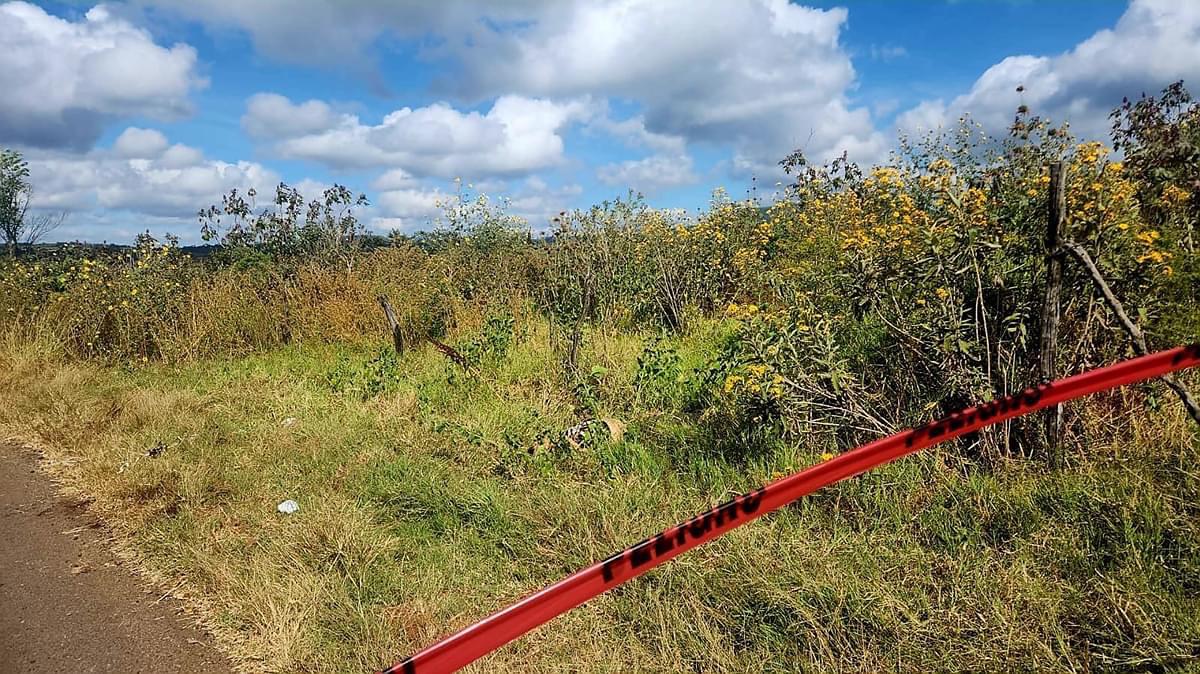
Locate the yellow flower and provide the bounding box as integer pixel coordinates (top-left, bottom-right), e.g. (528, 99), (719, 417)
(820, 452), (835, 461)
(1161, 184), (1190, 206)
(935, 287), (951, 300)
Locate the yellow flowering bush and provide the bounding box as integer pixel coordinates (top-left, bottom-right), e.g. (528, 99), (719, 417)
(0, 235), (197, 362)
(706, 109), (1197, 455)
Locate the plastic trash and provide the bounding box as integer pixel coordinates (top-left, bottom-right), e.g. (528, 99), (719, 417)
(277, 499), (300, 514)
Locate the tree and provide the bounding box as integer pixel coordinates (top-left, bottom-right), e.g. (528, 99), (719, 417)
(0, 149), (63, 257)
(1, 149), (31, 258)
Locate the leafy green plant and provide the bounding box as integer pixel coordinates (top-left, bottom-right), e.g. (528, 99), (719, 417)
(458, 314), (516, 368)
(569, 364), (609, 416)
(634, 333), (682, 406)
(326, 348), (403, 399)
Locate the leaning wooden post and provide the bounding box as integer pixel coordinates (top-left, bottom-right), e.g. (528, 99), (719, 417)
(1038, 161), (1066, 464)
(378, 294), (404, 354)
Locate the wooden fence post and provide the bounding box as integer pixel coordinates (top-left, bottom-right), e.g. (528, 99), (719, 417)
(1038, 161), (1066, 463)
(378, 295), (404, 354)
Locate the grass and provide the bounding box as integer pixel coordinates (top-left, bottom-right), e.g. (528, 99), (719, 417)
(2, 319), (1199, 673)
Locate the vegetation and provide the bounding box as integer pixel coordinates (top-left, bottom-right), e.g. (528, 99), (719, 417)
(1, 84), (1198, 673)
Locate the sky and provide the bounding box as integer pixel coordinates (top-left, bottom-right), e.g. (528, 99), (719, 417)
(1, 0), (1196, 244)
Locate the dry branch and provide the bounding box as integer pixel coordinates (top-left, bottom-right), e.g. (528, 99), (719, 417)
(1061, 240), (1200, 426)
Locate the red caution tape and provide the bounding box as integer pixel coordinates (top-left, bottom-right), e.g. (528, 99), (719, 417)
(381, 344), (1200, 674)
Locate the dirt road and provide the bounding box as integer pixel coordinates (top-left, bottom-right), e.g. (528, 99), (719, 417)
(0, 444), (233, 674)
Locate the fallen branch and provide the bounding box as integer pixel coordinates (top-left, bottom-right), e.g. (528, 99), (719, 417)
(428, 337), (473, 372)
(1060, 240), (1200, 426)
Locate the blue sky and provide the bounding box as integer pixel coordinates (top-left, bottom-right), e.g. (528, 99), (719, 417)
(1, 0), (1193, 243)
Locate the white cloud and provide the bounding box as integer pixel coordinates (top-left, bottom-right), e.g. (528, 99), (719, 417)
(143, 0), (885, 172)
(445, 0), (887, 171)
(0, 2), (204, 150)
(586, 109), (699, 193)
(242, 93), (340, 139)
(370, 169), (421, 192)
(597, 154), (698, 193)
(243, 93), (593, 178)
(26, 130), (279, 228)
(369, 172), (584, 234)
(291, 178), (334, 200)
(373, 188), (445, 230)
(896, 0), (1200, 144)
(368, 171), (447, 232)
(138, 0), (556, 75)
(35, 210), (192, 244)
(112, 127), (169, 158)
(159, 143), (205, 169)
(588, 110), (688, 155)
(508, 178), (583, 230)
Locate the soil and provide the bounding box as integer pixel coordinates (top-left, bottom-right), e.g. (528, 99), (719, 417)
(0, 444), (233, 674)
